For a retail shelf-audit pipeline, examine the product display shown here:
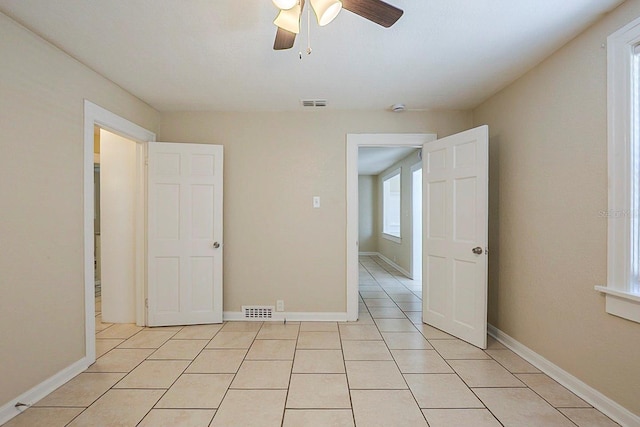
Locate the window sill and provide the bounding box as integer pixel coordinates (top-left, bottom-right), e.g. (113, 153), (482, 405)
(381, 233), (402, 244)
(594, 286), (640, 323)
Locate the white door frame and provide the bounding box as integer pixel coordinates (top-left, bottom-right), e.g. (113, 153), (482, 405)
(83, 100), (156, 363)
(346, 133), (436, 321)
(410, 161), (423, 281)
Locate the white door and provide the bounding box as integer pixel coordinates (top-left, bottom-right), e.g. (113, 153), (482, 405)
(147, 142), (223, 326)
(422, 126), (488, 349)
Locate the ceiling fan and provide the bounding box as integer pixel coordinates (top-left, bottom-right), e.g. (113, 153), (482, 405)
(272, 0), (404, 50)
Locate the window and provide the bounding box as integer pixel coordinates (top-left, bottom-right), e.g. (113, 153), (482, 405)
(596, 17), (640, 323)
(382, 169), (401, 239)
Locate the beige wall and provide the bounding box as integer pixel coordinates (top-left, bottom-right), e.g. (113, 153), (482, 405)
(473, 0), (640, 415)
(376, 150), (421, 275)
(158, 110), (472, 313)
(100, 130), (138, 324)
(358, 175), (378, 253)
(0, 12), (159, 407)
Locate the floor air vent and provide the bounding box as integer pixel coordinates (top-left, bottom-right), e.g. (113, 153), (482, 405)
(242, 305), (274, 319)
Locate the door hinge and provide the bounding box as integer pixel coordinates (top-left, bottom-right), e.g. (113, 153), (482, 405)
(145, 156), (149, 166)
(145, 298), (148, 308)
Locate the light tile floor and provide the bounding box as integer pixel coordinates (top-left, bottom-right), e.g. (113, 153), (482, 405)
(3, 256), (619, 426)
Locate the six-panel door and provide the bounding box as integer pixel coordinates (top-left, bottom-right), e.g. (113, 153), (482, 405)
(147, 142), (223, 326)
(422, 126), (488, 349)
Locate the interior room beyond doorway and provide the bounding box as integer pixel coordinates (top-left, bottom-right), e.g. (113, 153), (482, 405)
(94, 127), (144, 325)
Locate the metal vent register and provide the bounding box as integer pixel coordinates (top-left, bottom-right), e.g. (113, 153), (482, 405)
(242, 306), (274, 319)
(301, 99), (327, 108)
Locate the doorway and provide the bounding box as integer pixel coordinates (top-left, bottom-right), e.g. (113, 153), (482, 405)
(83, 101), (156, 363)
(348, 127), (489, 348)
(346, 134), (437, 321)
(95, 128), (143, 324)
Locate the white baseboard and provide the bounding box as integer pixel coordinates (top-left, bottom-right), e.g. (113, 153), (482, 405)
(488, 324), (640, 427)
(376, 253), (413, 279)
(358, 252), (379, 256)
(223, 311), (348, 322)
(0, 357), (90, 425)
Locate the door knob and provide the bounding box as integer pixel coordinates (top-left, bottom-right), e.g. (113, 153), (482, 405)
(472, 246), (483, 255)
(212, 242), (220, 249)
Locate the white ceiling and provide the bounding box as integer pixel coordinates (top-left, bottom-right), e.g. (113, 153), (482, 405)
(0, 0), (624, 112)
(359, 147), (418, 175)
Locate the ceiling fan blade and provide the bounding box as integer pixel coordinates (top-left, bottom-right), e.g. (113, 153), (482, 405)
(273, 0), (304, 50)
(341, 0), (403, 28)
(274, 27), (297, 50)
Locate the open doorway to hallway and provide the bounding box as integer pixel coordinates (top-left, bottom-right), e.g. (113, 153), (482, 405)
(356, 144), (425, 321)
(346, 133), (436, 322)
(351, 126), (491, 350)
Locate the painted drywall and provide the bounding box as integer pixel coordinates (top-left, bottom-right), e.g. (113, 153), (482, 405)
(158, 110), (472, 313)
(377, 150), (421, 275)
(0, 12), (159, 408)
(358, 175), (378, 253)
(473, 0), (640, 415)
(100, 130), (137, 323)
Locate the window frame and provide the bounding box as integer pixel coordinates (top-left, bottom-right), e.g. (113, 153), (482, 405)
(595, 16), (640, 323)
(381, 168), (402, 241)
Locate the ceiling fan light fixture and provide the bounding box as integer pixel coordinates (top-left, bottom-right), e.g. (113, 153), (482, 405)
(310, 0), (342, 26)
(272, 0), (298, 10)
(274, 3), (302, 34)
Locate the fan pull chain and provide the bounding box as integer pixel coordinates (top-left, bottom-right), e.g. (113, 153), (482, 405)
(299, 8), (312, 59)
(307, 8), (312, 56)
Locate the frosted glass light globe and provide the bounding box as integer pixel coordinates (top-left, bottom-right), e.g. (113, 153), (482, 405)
(272, 0), (298, 10)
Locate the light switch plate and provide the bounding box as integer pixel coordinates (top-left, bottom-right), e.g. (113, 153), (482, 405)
(313, 196), (320, 208)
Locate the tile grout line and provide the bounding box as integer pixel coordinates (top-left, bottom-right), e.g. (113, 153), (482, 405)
(209, 321), (263, 425)
(336, 314), (357, 427)
(63, 310), (173, 426)
(360, 257), (431, 425)
(281, 320), (300, 427)
(116, 326), (183, 425)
